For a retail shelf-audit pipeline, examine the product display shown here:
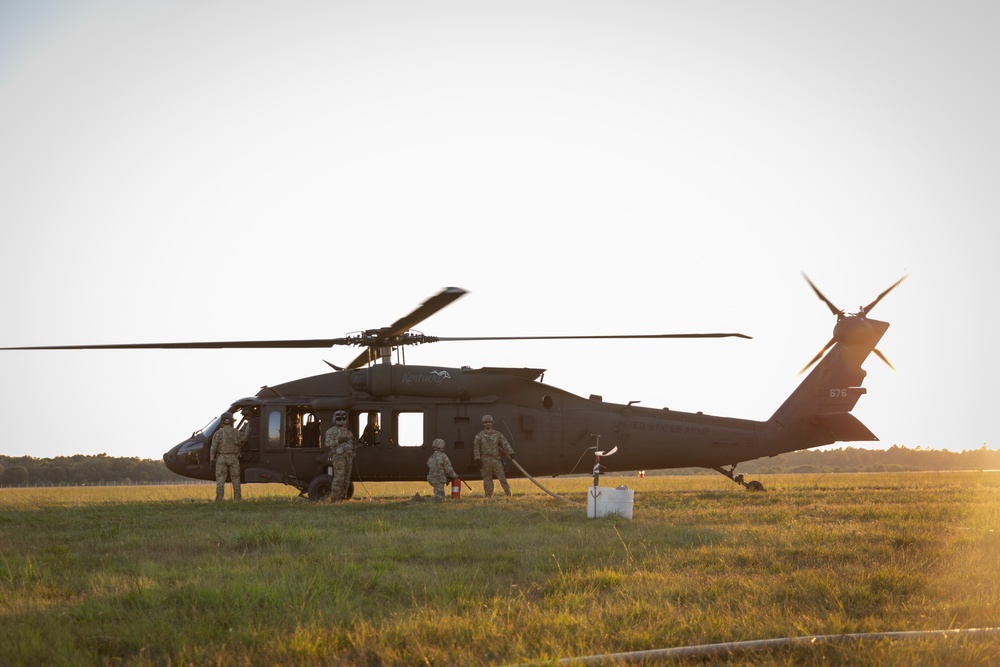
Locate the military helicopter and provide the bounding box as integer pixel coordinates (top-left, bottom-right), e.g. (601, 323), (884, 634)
(1, 275), (904, 499)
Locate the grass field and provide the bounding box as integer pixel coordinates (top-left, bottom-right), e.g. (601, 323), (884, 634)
(1, 472), (998, 666)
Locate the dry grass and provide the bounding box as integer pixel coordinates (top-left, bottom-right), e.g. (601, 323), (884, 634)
(1, 472), (998, 665)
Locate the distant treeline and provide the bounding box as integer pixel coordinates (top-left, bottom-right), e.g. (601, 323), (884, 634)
(0, 445), (997, 486)
(652, 444), (999, 476)
(0, 453), (184, 486)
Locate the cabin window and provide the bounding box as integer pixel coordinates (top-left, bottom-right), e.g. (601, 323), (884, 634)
(263, 406), (320, 450)
(285, 407), (319, 448)
(394, 411), (424, 447)
(266, 409), (282, 451)
(358, 411), (381, 447)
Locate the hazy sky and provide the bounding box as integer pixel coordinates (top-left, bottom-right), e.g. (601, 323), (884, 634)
(1, 1), (997, 462)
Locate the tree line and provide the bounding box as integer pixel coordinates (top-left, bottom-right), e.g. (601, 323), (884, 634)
(0, 453), (184, 486)
(1, 445), (997, 486)
(655, 444), (999, 476)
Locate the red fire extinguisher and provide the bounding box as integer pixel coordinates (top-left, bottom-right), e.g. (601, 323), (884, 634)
(451, 478), (462, 499)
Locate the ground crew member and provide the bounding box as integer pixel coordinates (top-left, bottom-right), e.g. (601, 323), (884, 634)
(325, 410), (356, 501)
(473, 414), (515, 497)
(426, 438), (459, 500)
(210, 411), (247, 501)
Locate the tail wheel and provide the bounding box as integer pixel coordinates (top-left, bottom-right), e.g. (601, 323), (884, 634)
(346, 481), (355, 499)
(746, 480), (765, 492)
(306, 474), (333, 501)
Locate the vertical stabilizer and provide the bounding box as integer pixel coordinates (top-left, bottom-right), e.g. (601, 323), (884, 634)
(763, 316), (888, 457)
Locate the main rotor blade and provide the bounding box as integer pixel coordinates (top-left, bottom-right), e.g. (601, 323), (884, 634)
(802, 272), (843, 318)
(862, 274), (908, 315)
(435, 332), (752, 342)
(2, 330), (750, 353)
(382, 286), (467, 337)
(0, 339), (350, 351)
(1, 287), (472, 353)
(345, 348), (377, 370)
(339, 287), (468, 369)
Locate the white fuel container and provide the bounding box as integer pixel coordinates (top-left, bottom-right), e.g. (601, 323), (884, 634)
(587, 485), (634, 519)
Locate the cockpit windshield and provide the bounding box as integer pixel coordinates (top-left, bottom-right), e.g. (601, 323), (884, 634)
(193, 415), (222, 439)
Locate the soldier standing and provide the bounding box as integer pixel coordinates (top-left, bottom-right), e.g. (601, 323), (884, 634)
(325, 410), (356, 501)
(426, 438), (459, 500)
(210, 411), (247, 501)
(473, 414), (515, 497)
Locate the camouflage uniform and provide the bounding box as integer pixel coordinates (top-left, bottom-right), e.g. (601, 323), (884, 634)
(473, 424), (514, 497)
(427, 449), (458, 500)
(324, 424), (356, 501)
(211, 422), (246, 501)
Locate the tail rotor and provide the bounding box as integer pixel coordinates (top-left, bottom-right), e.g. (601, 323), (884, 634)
(799, 273), (907, 375)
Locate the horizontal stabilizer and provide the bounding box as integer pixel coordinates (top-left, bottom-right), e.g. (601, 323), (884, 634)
(814, 412), (878, 442)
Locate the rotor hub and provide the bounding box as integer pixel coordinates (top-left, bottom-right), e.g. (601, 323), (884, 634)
(833, 316), (877, 346)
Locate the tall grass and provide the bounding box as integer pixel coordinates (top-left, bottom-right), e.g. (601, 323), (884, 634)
(1, 472), (997, 665)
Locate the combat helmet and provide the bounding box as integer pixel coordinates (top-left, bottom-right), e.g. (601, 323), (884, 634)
(334, 410), (348, 422)
(432, 438), (446, 451)
(481, 414), (493, 424)
(221, 411), (234, 425)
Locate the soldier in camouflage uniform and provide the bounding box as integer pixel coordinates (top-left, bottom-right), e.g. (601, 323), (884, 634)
(324, 410), (356, 501)
(473, 414), (515, 497)
(426, 438), (459, 500)
(210, 411), (247, 501)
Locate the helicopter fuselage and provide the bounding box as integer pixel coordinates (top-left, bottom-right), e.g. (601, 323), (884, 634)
(163, 362), (765, 490)
(162, 311), (886, 497)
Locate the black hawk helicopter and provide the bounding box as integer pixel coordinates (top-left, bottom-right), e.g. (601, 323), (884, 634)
(1, 275), (904, 499)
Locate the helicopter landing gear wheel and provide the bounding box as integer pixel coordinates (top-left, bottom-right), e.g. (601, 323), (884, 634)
(306, 474), (333, 501)
(713, 466), (765, 492)
(345, 481), (355, 500)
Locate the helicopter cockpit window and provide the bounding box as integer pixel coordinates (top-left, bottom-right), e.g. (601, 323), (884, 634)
(233, 406), (260, 447)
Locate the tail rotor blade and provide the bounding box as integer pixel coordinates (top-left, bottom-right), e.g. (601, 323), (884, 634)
(799, 337), (835, 375)
(862, 275), (908, 315)
(802, 272), (843, 318)
(873, 348), (895, 371)
(798, 271), (906, 375)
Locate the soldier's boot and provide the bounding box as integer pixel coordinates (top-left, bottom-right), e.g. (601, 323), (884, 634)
(500, 476), (512, 496)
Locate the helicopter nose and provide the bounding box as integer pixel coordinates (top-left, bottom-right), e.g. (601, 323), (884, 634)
(163, 444), (182, 474)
